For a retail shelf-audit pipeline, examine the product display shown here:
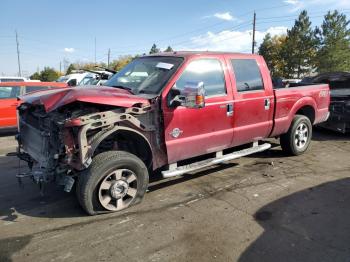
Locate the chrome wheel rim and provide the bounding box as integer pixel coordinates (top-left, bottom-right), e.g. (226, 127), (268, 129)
(98, 169), (138, 211)
(294, 123), (309, 149)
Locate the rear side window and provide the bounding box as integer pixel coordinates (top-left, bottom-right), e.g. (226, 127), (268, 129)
(25, 86), (49, 94)
(231, 59), (264, 92)
(0, 86), (20, 99)
(175, 59), (226, 97)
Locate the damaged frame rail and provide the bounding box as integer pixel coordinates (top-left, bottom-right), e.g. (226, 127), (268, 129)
(65, 105), (156, 169)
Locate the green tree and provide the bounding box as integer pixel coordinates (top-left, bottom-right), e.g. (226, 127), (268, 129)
(149, 44), (160, 54)
(259, 33), (287, 77)
(66, 64), (76, 74)
(110, 55), (134, 71)
(315, 10), (350, 73)
(30, 71), (41, 80)
(39, 67), (60, 81)
(164, 46), (174, 52)
(281, 10), (318, 78)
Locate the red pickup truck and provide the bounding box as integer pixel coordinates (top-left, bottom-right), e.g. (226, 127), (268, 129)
(16, 52), (330, 215)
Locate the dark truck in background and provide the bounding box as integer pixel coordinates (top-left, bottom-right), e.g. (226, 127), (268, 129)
(308, 72), (350, 133)
(16, 52), (330, 215)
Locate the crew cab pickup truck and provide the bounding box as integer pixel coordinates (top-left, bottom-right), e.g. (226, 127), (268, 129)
(0, 81), (67, 131)
(16, 52), (330, 215)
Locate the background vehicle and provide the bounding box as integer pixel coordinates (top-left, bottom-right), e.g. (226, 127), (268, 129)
(78, 70), (113, 86)
(16, 52), (330, 215)
(0, 76), (28, 82)
(0, 81), (67, 131)
(56, 73), (89, 86)
(308, 72), (350, 133)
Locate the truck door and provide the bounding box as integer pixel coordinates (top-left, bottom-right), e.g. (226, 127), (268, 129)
(163, 57), (234, 164)
(225, 56), (274, 146)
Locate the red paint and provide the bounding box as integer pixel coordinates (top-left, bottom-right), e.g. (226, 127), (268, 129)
(20, 86), (150, 112)
(0, 82), (67, 130)
(161, 52), (329, 164)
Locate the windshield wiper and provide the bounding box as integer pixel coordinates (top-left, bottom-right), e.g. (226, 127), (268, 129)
(110, 85), (134, 94)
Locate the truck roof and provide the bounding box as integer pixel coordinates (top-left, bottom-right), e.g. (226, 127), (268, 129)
(147, 51), (261, 58)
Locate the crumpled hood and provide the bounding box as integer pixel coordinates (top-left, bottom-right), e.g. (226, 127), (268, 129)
(19, 86), (150, 112)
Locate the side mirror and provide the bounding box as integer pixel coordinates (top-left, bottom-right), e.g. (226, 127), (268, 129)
(182, 81), (205, 109)
(67, 79), (77, 87)
(169, 82), (205, 109)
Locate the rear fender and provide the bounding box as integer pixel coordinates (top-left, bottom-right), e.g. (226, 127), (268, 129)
(271, 97), (316, 137)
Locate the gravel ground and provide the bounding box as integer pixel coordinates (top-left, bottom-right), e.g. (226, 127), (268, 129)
(0, 129), (349, 262)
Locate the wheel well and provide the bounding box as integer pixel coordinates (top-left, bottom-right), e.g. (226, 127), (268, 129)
(94, 130), (153, 169)
(296, 106), (315, 124)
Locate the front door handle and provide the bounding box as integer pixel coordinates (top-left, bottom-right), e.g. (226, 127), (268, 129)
(227, 103), (234, 116)
(264, 99), (270, 110)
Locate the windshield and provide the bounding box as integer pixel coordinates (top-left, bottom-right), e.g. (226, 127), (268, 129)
(105, 56), (183, 94)
(79, 76), (95, 85)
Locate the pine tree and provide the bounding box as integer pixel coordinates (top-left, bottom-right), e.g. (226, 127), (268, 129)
(164, 46), (174, 52)
(66, 64), (76, 75)
(281, 10), (318, 78)
(315, 10), (350, 73)
(149, 44), (160, 54)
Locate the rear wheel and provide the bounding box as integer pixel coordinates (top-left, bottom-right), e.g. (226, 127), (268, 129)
(77, 151), (149, 215)
(280, 115), (312, 156)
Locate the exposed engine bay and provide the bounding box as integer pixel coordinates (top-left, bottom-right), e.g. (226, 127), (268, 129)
(16, 100), (166, 191)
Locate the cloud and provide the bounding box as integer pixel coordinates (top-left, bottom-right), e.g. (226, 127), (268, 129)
(284, 0), (350, 12)
(64, 47), (75, 53)
(284, 0), (304, 12)
(213, 12), (235, 21)
(175, 26), (288, 53)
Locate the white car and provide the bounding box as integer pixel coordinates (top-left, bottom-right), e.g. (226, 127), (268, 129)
(56, 73), (90, 86)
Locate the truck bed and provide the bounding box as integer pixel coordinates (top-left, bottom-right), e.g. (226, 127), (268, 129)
(270, 84), (330, 137)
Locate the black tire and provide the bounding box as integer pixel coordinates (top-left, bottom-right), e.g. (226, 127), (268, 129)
(280, 115), (312, 156)
(77, 151), (149, 215)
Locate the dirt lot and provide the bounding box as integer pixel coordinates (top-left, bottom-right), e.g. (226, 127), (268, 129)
(0, 129), (349, 262)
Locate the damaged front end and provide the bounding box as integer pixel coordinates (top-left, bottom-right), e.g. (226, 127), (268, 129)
(16, 100), (164, 193)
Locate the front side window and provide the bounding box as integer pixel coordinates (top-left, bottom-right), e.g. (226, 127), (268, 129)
(231, 59), (264, 92)
(0, 86), (20, 99)
(105, 56), (183, 95)
(175, 59), (226, 97)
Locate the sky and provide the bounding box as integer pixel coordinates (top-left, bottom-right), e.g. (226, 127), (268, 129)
(0, 0), (349, 76)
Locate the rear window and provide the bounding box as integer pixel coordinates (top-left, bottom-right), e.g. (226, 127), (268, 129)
(0, 78), (24, 82)
(0, 86), (20, 99)
(231, 59), (264, 92)
(25, 86), (49, 93)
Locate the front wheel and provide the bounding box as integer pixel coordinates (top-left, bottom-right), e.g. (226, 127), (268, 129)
(77, 151), (149, 215)
(280, 115), (312, 156)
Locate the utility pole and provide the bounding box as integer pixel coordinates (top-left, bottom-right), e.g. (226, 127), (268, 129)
(15, 30), (22, 76)
(107, 48), (111, 68)
(94, 37), (97, 64)
(59, 61), (62, 74)
(252, 11), (256, 54)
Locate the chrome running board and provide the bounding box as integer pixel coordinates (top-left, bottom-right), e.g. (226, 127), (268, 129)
(162, 143), (271, 178)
